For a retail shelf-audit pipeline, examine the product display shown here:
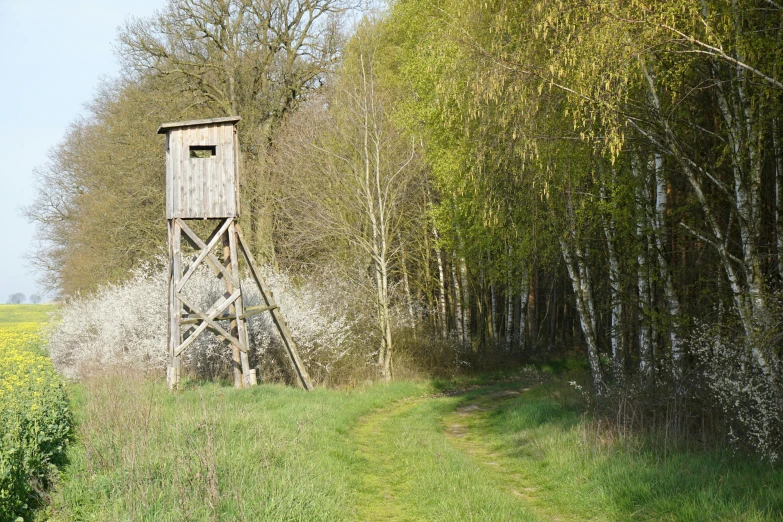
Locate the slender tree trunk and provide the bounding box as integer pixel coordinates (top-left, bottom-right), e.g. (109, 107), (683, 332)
(560, 187), (606, 393)
(641, 61), (772, 380)
(601, 185), (624, 378)
(434, 228), (448, 339)
(399, 231), (416, 325)
(459, 254), (471, 349)
(490, 282), (498, 346)
(774, 118), (783, 280)
(451, 252), (465, 348)
(651, 155), (684, 381)
(633, 154), (654, 381)
(715, 64), (766, 320)
(505, 245), (513, 351)
(518, 269), (530, 352)
(560, 236), (606, 394)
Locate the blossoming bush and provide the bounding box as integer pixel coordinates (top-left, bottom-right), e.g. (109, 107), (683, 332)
(48, 261), (373, 384)
(0, 322), (71, 520)
(689, 300), (783, 461)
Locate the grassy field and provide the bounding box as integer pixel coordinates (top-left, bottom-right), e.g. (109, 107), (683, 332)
(0, 304), (57, 324)
(38, 374), (783, 521)
(2, 305), (781, 521)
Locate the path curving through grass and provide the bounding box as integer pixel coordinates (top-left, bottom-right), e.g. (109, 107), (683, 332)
(350, 375), (783, 522)
(351, 383), (545, 522)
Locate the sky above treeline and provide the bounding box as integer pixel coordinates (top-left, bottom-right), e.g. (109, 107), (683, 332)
(0, 0), (162, 301)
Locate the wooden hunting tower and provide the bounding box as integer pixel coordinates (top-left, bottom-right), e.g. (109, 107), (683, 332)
(158, 116), (312, 391)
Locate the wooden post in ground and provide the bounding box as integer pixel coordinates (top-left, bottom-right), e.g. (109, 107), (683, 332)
(223, 221), (243, 388)
(168, 220), (183, 389)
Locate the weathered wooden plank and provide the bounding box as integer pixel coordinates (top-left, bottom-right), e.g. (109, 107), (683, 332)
(162, 119), (239, 219)
(165, 134), (173, 219)
(175, 290), (243, 357)
(228, 222), (253, 385)
(157, 115), (241, 134)
(168, 220), (183, 389)
(236, 225), (313, 391)
(239, 305), (278, 320)
(222, 222), (243, 387)
(175, 290), (240, 357)
(178, 219), (240, 288)
(179, 305), (277, 324)
(232, 125), (240, 216)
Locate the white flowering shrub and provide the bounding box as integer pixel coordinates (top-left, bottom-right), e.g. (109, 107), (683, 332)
(689, 302), (783, 461)
(47, 259), (372, 384)
(48, 263), (168, 379)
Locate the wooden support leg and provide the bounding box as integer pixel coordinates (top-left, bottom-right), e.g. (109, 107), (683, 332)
(236, 225), (313, 391)
(168, 220), (183, 390)
(228, 222), (255, 386)
(222, 219), (244, 388)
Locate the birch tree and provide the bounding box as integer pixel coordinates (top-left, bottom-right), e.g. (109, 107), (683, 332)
(273, 26), (419, 381)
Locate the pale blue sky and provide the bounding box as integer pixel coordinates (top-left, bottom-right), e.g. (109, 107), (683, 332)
(0, 0), (163, 300)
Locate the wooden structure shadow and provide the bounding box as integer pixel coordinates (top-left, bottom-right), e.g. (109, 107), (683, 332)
(159, 116), (312, 391)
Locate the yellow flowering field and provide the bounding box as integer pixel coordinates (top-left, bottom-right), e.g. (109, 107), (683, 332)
(0, 308), (71, 521)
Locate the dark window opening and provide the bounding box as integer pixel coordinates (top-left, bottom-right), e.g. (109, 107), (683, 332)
(190, 145), (217, 158)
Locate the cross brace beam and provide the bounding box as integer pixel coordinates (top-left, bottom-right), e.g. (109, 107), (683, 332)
(167, 217), (313, 391)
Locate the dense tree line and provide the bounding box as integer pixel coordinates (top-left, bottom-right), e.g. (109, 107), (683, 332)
(29, 0), (783, 453)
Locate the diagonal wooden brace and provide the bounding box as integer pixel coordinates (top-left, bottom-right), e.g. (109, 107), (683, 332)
(175, 290), (243, 357)
(178, 218), (240, 289)
(176, 218), (234, 293)
(236, 225), (314, 391)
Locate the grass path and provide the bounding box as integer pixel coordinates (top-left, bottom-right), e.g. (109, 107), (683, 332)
(352, 397), (429, 521)
(351, 382), (548, 521)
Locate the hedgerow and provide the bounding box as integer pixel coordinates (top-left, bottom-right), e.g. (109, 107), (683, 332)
(47, 260), (377, 384)
(0, 322), (71, 521)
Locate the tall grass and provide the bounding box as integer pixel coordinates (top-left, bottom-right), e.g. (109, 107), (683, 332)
(458, 379), (783, 521)
(39, 368), (783, 521)
(40, 374), (424, 521)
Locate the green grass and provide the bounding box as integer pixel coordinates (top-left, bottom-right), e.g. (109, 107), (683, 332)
(38, 369), (783, 521)
(352, 394), (538, 521)
(0, 304), (57, 324)
(3, 301), (776, 521)
(40, 376), (428, 521)
(447, 380), (783, 521)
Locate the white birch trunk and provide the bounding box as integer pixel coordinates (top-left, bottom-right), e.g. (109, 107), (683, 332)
(398, 231), (416, 325)
(490, 282), (498, 346)
(517, 270), (530, 352)
(560, 237), (606, 394)
(600, 185), (624, 377)
(640, 60), (773, 381)
(505, 246), (513, 351)
(632, 155), (654, 380)
(459, 255), (471, 349)
(651, 155), (684, 381)
(434, 228), (448, 339)
(451, 253), (465, 348)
